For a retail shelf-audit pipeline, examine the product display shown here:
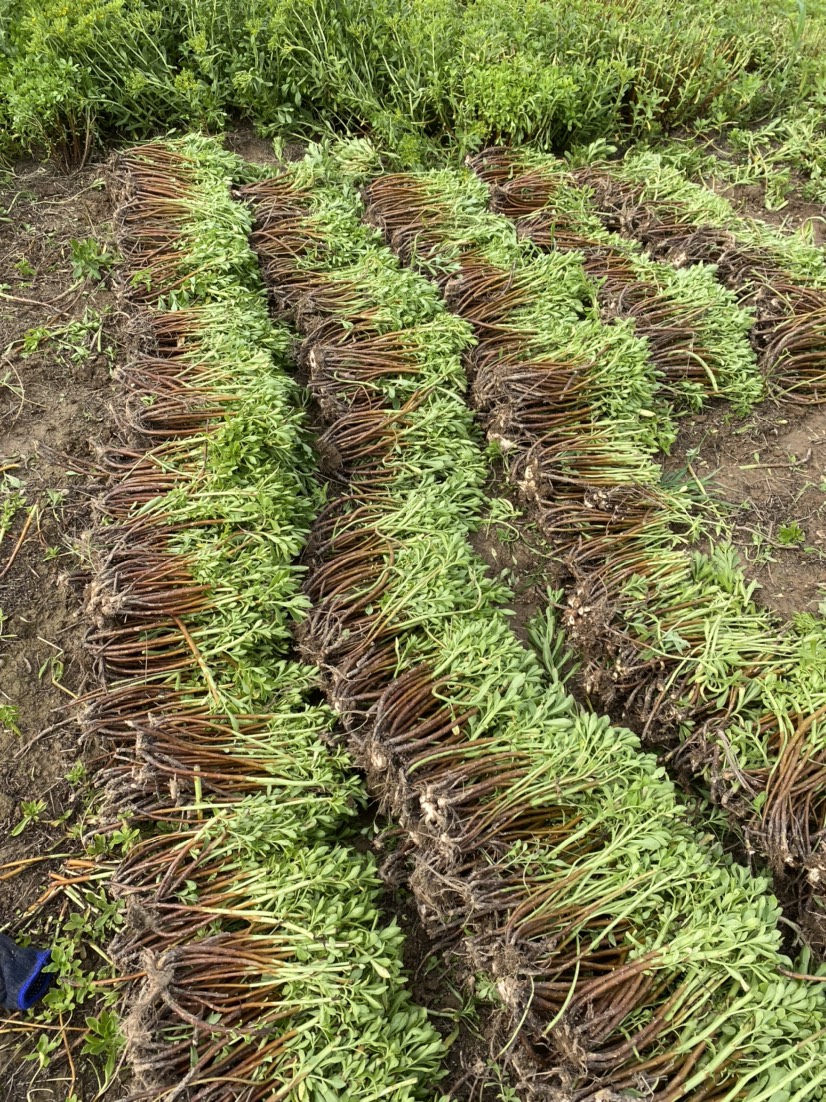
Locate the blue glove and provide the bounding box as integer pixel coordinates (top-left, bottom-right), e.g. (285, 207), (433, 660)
(0, 933), (54, 1012)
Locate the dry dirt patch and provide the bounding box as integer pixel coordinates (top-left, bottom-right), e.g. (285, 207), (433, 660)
(0, 157), (119, 1099)
(668, 399), (825, 622)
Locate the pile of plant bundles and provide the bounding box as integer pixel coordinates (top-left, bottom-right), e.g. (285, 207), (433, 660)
(240, 139), (826, 1102)
(487, 147), (826, 404)
(83, 135), (444, 1101)
(359, 155), (826, 940)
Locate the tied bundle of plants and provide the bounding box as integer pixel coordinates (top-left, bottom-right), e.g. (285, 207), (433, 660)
(572, 150), (826, 403)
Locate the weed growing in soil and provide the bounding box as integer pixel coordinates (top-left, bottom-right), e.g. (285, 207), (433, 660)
(68, 236), (116, 282)
(0, 702), (21, 734)
(778, 519), (807, 544)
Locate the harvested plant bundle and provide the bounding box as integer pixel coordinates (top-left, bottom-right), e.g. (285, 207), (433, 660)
(88, 137), (444, 1101)
(473, 148), (826, 404)
(483, 163), (761, 412)
(241, 145), (826, 1101)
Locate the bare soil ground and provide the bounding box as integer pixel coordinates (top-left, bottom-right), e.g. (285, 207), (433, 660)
(0, 157), (120, 1099)
(719, 181), (826, 243)
(668, 399), (825, 621)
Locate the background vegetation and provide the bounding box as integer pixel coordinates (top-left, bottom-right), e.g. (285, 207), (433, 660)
(0, 0), (821, 163)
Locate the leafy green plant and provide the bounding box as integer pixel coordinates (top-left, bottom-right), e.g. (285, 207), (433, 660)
(0, 487), (25, 540)
(778, 520), (806, 545)
(65, 761), (87, 785)
(81, 1010), (123, 1084)
(24, 1032), (62, 1070)
(69, 237), (114, 282)
(20, 324), (54, 355)
(10, 799), (46, 837)
(18, 309), (109, 366)
(85, 825), (140, 856)
(0, 703), (21, 735)
(14, 256), (35, 278)
(0, 0), (811, 159)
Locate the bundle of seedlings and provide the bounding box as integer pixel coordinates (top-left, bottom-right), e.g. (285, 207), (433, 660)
(240, 141), (826, 1101)
(470, 160), (761, 413)
(85, 136), (444, 1101)
(362, 163), (826, 946)
(470, 148), (826, 404)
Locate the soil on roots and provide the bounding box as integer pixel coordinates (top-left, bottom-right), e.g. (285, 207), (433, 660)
(0, 157), (121, 1100)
